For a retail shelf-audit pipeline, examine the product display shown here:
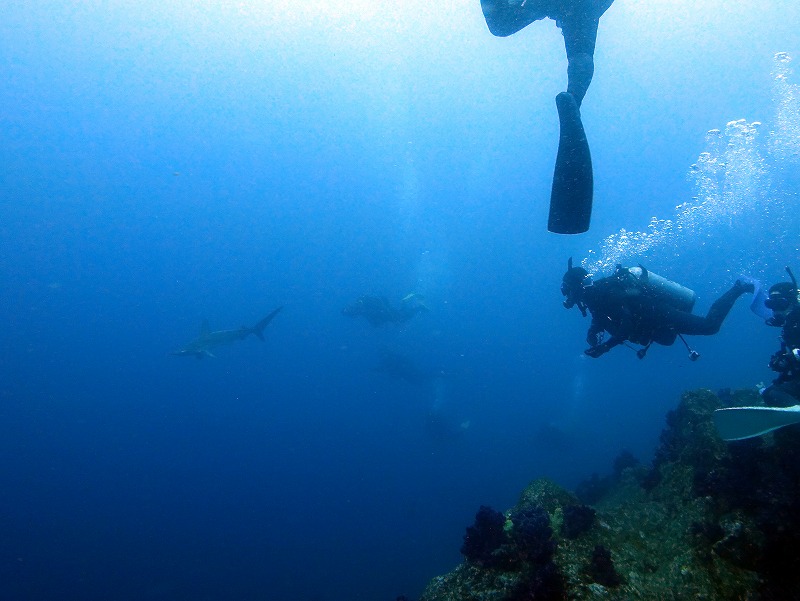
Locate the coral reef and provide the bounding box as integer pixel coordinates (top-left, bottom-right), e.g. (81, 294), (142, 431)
(461, 506), (509, 568)
(560, 505), (596, 540)
(507, 505), (555, 564)
(574, 449), (639, 505)
(585, 544), (621, 587)
(420, 388), (800, 600)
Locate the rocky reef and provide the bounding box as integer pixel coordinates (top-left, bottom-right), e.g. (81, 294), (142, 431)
(420, 388), (800, 600)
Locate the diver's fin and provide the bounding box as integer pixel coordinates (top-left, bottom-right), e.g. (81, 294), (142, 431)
(250, 306), (283, 341)
(713, 405), (800, 441)
(548, 92), (593, 235)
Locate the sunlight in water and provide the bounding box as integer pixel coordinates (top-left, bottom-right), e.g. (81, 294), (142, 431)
(226, 0), (421, 35)
(584, 52), (800, 280)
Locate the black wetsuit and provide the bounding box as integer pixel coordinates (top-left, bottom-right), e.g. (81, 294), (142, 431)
(480, 0), (614, 104)
(764, 305), (800, 406)
(582, 275), (750, 358)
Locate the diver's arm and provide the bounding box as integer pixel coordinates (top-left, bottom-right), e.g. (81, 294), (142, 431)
(585, 316), (624, 357)
(584, 302), (630, 357)
(586, 320), (605, 347)
(769, 346), (800, 381)
(585, 334), (624, 358)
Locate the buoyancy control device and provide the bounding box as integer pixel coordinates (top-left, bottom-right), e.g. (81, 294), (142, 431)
(621, 265), (697, 312)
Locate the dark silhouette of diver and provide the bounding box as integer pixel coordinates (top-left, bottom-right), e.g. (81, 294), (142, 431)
(713, 268), (800, 441)
(480, 0), (615, 234)
(341, 293), (428, 327)
(758, 268), (800, 407)
(373, 349), (441, 385)
(561, 259), (754, 359)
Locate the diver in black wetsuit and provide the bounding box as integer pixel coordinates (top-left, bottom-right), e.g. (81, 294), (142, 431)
(561, 260), (754, 359)
(341, 293), (428, 327)
(758, 269), (800, 407)
(480, 0), (615, 234)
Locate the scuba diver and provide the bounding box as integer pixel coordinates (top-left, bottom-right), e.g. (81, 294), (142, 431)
(714, 267), (800, 441)
(480, 0), (616, 234)
(561, 259), (754, 359)
(757, 268), (800, 407)
(341, 293), (428, 327)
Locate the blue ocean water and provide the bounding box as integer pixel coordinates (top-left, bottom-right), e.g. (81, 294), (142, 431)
(1, 2), (798, 600)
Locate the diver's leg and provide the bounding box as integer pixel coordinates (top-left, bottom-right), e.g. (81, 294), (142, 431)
(480, 0), (547, 37)
(548, 16), (598, 234)
(561, 17), (599, 107)
(673, 282), (753, 336)
(593, 0), (616, 19)
(701, 281), (754, 333)
(651, 328), (678, 346)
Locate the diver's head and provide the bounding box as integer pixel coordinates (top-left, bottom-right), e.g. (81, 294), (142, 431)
(765, 279), (798, 326)
(766, 282), (797, 311)
(561, 257), (592, 312)
(764, 267), (798, 326)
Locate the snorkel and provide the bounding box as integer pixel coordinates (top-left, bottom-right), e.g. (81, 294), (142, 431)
(787, 265), (798, 291)
(561, 257), (590, 317)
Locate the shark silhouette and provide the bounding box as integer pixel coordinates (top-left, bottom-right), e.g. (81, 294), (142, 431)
(172, 306), (282, 358)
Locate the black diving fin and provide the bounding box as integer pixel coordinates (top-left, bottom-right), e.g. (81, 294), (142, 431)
(548, 92), (593, 235)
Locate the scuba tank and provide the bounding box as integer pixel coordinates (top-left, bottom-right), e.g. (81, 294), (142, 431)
(626, 266), (697, 312)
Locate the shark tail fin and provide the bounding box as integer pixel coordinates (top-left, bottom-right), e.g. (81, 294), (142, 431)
(251, 306), (283, 341)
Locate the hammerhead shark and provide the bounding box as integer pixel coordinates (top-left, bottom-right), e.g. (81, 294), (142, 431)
(172, 306), (282, 358)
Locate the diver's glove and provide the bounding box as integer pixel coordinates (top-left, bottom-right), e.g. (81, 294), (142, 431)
(585, 343), (610, 358)
(734, 278), (756, 294)
(586, 326), (604, 348)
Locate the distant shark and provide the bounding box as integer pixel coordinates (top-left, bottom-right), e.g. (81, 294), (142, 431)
(172, 306), (282, 358)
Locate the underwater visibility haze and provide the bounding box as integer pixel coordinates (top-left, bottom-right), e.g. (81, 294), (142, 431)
(1, 1), (799, 599)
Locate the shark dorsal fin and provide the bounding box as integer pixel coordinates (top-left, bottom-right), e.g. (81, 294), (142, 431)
(200, 320), (210, 336)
